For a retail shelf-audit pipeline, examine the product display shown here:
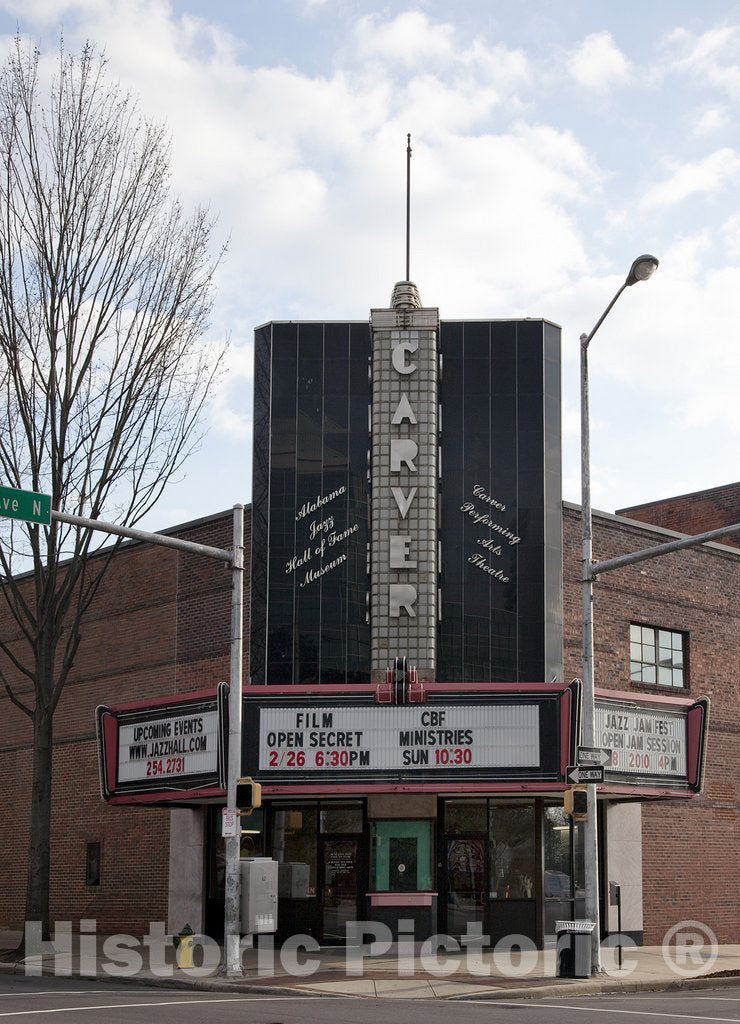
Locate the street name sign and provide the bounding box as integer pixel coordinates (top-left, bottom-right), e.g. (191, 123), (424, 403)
(0, 485), (51, 526)
(567, 764), (605, 784)
(577, 745), (612, 767)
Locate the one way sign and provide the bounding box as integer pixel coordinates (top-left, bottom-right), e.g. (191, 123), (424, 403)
(566, 765), (605, 784)
(577, 745), (612, 767)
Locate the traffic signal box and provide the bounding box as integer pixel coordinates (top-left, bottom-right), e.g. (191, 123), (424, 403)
(236, 776), (262, 814)
(564, 785), (588, 821)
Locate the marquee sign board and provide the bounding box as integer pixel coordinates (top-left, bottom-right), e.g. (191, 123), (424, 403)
(596, 696), (709, 792)
(243, 685), (580, 786)
(258, 704), (540, 773)
(116, 709), (219, 784)
(96, 684), (229, 800)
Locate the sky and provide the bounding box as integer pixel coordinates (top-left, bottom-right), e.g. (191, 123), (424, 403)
(1, 0), (739, 532)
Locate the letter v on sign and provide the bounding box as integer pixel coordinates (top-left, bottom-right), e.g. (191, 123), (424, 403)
(391, 487), (417, 519)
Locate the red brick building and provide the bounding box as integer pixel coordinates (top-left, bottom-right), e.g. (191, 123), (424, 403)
(1, 486), (736, 946)
(0, 511), (247, 937)
(618, 482), (740, 550)
(0, 274), (736, 952)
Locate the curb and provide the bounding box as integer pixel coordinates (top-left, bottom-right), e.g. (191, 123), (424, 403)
(449, 972), (740, 1001)
(0, 959), (332, 998)
(2, 957), (737, 1000)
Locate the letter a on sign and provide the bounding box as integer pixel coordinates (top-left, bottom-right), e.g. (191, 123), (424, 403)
(392, 394), (417, 425)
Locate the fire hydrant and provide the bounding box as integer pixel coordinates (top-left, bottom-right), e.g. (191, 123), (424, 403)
(174, 924), (195, 969)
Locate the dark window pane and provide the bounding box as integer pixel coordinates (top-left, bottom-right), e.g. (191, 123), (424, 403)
(85, 842), (101, 886)
(320, 804), (363, 834)
(489, 802), (535, 899)
(446, 799), (487, 833)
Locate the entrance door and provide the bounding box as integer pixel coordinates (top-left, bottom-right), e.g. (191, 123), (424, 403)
(322, 837), (359, 944)
(446, 837), (486, 937)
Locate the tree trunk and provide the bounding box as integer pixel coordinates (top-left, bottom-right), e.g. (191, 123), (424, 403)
(25, 711), (53, 943)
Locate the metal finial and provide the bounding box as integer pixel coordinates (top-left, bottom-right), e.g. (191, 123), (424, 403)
(406, 133), (412, 282)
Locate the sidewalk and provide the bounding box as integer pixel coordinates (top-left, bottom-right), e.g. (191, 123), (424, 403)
(2, 930), (738, 1000)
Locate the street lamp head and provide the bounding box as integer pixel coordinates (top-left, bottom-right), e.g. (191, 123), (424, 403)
(625, 254), (659, 287)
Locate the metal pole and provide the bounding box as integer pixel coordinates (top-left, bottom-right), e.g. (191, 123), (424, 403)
(580, 332), (602, 974)
(224, 504), (244, 975)
(49, 505), (244, 971)
(406, 133), (412, 282)
(51, 510), (232, 562)
(592, 520), (740, 576)
(578, 256), (658, 976)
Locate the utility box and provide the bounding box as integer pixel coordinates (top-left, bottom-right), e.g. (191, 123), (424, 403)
(239, 857), (278, 934)
(278, 861), (310, 898)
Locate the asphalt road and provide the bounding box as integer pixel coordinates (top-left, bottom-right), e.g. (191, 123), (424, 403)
(0, 975), (739, 1023)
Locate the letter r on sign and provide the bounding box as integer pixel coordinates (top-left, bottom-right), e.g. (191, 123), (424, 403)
(390, 584), (417, 617)
(391, 439), (417, 472)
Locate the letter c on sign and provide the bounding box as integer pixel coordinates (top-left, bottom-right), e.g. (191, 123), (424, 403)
(392, 340), (418, 375)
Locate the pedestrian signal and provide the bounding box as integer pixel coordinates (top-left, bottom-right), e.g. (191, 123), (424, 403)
(236, 777), (262, 813)
(564, 786), (588, 820)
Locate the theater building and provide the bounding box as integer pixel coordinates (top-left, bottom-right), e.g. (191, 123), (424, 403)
(1, 281), (736, 950)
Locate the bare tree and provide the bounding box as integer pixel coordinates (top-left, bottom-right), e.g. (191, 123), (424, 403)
(0, 39), (225, 942)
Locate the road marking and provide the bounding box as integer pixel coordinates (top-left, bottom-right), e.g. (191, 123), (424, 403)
(0, 992), (145, 998)
(472, 1001), (740, 1021)
(0, 996), (303, 1017)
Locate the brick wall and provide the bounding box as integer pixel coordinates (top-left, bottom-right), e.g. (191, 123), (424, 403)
(617, 482), (740, 550)
(563, 504), (739, 944)
(0, 508), (250, 936)
(2, 497), (736, 944)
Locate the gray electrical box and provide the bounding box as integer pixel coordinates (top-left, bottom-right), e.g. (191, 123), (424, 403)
(239, 857), (278, 934)
(278, 861), (310, 898)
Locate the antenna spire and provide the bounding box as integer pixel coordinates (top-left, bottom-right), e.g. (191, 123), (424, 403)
(406, 133), (412, 281)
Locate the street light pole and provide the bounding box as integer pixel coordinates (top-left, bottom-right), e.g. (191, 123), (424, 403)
(580, 255), (659, 975)
(224, 503), (245, 976)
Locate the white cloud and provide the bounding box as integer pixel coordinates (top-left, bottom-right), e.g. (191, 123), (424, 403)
(567, 32), (630, 92)
(5, 0), (737, 521)
(354, 11), (456, 65)
(693, 107), (729, 136)
(593, 247), (740, 434)
(213, 405), (252, 440)
(663, 25), (740, 98)
(665, 25), (737, 67)
(721, 213), (740, 260)
(351, 10), (529, 100)
(639, 148), (740, 209)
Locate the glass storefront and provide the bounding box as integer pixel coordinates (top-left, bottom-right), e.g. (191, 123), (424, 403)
(206, 797), (588, 945)
(543, 802), (585, 939)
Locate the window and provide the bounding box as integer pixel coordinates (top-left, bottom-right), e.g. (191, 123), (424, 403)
(320, 803), (363, 834)
(489, 802), (535, 899)
(543, 803), (584, 937)
(630, 624), (686, 688)
(271, 805), (318, 893)
(85, 842), (101, 886)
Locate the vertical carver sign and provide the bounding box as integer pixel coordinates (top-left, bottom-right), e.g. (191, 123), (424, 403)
(370, 283), (439, 681)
